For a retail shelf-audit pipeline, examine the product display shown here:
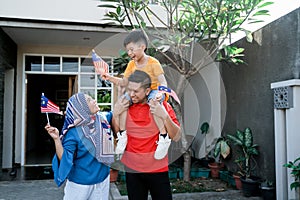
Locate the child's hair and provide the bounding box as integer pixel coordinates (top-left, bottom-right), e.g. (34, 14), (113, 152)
(128, 70), (151, 90)
(123, 30), (148, 48)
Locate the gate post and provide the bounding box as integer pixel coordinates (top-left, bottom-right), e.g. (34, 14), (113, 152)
(271, 79), (300, 200)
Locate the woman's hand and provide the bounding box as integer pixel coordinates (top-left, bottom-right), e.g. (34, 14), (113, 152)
(44, 124), (60, 140)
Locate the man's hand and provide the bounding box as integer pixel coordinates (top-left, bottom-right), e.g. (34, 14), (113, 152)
(155, 92), (163, 102)
(114, 95), (130, 116)
(149, 101), (168, 120)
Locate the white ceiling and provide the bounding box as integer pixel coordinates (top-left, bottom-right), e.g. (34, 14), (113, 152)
(2, 26), (118, 47)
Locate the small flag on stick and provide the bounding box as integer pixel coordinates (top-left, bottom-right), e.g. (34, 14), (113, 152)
(158, 86), (181, 104)
(41, 93), (62, 124)
(92, 49), (109, 75)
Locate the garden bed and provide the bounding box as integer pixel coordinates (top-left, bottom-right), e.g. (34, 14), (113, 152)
(115, 177), (236, 196)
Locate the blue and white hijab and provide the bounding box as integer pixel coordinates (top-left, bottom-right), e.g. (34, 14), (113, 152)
(61, 93), (114, 165)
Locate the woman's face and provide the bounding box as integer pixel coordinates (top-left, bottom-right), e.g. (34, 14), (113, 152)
(85, 95), (100, 114)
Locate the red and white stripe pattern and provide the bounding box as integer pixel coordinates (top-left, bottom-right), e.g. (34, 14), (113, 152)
(41, 94), (62, 115)
(92, 49), (109, 75)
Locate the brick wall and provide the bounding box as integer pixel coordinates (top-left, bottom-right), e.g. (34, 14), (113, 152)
(0, 28), (17, 176)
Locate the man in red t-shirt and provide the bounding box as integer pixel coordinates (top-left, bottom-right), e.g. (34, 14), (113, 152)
(112, 70), (181, 200)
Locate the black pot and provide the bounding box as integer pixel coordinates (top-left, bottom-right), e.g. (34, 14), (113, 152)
(240, 176), (261, 197)
(261, 186), (276, 200)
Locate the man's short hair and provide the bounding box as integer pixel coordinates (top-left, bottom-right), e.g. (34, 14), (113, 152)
(123, 29), (148, 48)
(128, 70), (151, 89)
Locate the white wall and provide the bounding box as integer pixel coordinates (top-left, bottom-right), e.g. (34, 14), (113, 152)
(3, 69), (14, 168)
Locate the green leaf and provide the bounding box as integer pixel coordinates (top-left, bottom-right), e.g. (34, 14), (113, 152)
(248, 20), (265, 24)
(97, 4), (117, 9)
(253, 10), (270, 16)
(220, 140), (230, 159)
(116, 6), (121, 15)
(201, 122), (209, 134)
(291, 182), (300, 191)
(244, 128), (253, 147)
(227, 134), (243, 146)
(236, 130), (244, 143)
(258, 2), (274, 9)
(214, 141), (221, 157)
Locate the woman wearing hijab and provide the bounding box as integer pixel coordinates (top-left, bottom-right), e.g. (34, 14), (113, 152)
(45, 93), (114, 200)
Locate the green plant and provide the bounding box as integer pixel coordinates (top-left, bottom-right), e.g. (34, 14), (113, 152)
(283, 157), (300, 191)
(227, 127), (259, 178)
(213, 136), (231, 162)
(261, 180), (275, 188)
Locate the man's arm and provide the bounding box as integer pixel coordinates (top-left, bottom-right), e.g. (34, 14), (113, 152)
(150, 101), (181, 142)
(111, 96), (130, 134)
(163, 111), (181, 142)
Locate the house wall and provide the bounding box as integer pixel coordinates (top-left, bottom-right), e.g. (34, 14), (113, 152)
(0, 28), (17, 173)
(220, 8), (300, 181)
(15, 42), (122, 165)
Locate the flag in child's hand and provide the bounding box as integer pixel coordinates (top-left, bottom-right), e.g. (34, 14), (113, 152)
(41, 93), (62, 115)
(92, 49), (109, 75)
(158, 86), (181, 104)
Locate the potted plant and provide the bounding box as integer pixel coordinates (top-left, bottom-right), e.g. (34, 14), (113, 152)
(209, 136), (231, 178)
(283, 156), (300, 199)
(260, 180), (276, 200)
(199, 122), (215, 168)
(227, 127), (260, 197)
(110, 154), (124, 182)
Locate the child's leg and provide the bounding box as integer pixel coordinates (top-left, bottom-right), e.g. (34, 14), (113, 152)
(148, 90), (171, 160)
(115, 93), (131, 154)
(151, 100), (167, 135)
(148, 90), (167, 134)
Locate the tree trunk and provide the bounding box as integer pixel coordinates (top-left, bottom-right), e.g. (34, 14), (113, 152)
(174, 76), (191, 181)
(183, 150), (191, 181)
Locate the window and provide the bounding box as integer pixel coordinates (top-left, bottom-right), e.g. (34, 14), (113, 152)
(24, 54), (114, 110)
(25, 56), (42, 71)
(44, 56), (60, 72)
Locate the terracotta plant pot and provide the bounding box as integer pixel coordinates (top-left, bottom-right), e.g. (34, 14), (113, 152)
(208, 162), (224, 178)
(110, 169), (119, 182)
(233, 174), (242, 190)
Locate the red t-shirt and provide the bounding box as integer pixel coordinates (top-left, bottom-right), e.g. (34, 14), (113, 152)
(121, 101), (179, 172)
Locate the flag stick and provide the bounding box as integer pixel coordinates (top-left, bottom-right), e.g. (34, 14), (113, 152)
(46, 112), (50, 125)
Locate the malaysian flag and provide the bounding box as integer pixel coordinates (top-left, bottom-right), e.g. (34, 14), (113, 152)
(41, 93), (62, 115)
(92, 49), (109, 75)
(158, 86), (181, 104)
